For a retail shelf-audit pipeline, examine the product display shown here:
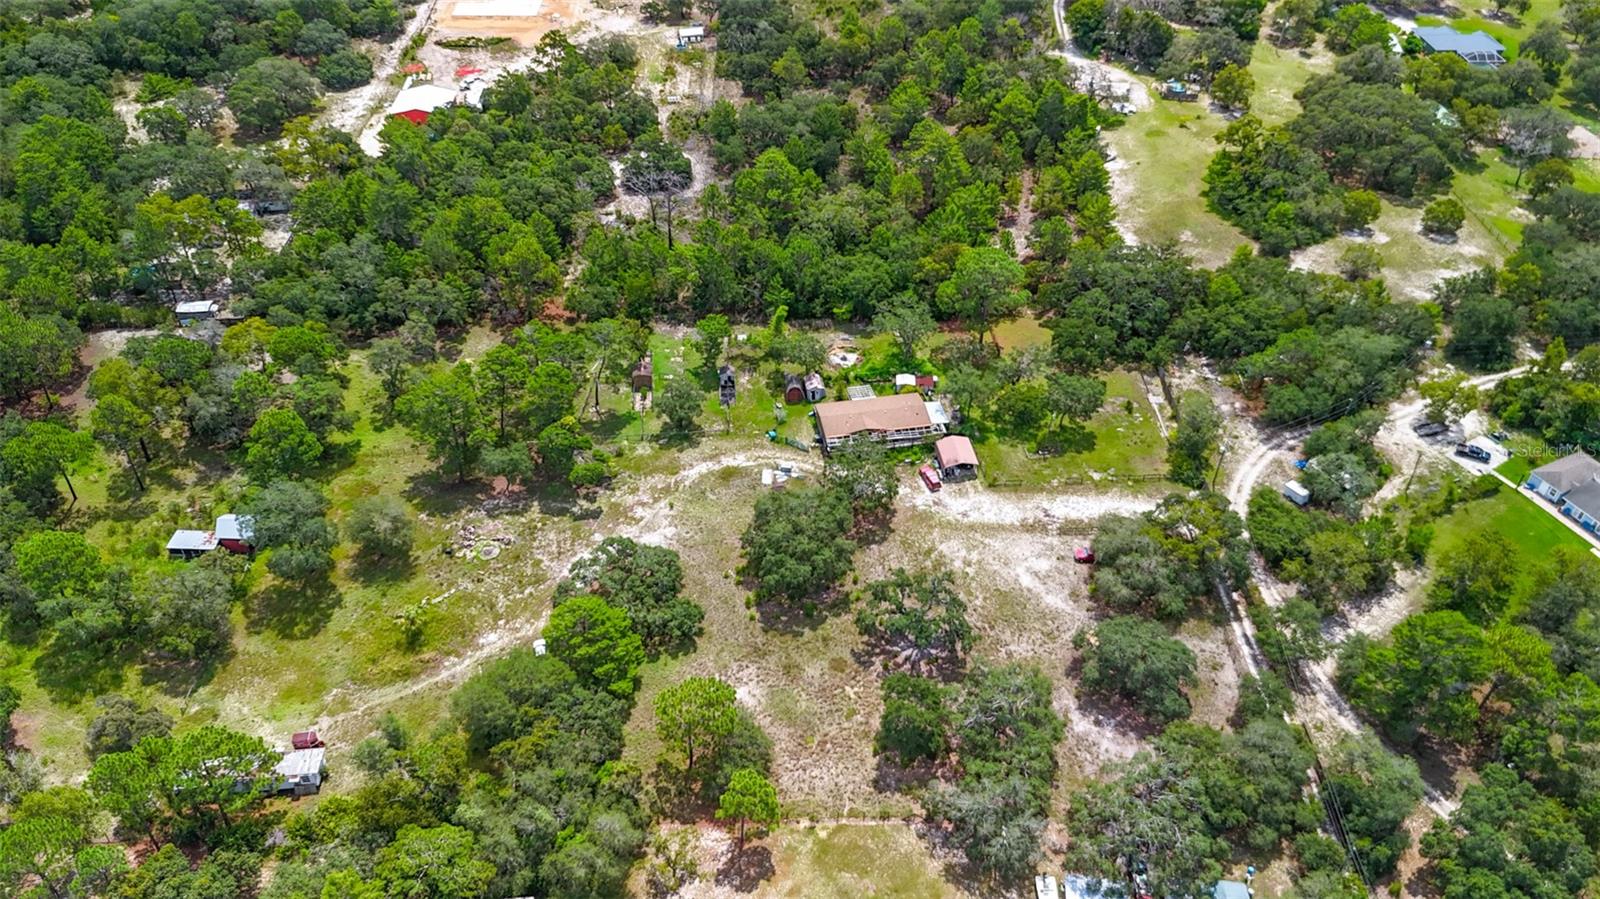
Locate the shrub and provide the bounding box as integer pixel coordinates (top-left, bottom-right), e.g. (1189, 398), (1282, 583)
(345, 495), (415, 560)
(1421, 197), (1465, 237)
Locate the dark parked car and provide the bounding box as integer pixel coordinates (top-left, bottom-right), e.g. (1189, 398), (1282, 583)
(1455, 443), (1492, 463)
(1413, 420), (1449, 438)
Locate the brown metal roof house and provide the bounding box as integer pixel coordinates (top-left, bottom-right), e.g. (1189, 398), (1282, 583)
(814, 394), (947, 452)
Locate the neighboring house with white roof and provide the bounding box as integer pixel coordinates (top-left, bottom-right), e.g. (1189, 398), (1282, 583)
(174, 300), (219, 321)
(272, 747), (326, 795)
(389, 81), (464, 125)
(166, 529), (218, 560)
(1413, 25), (1506, 67)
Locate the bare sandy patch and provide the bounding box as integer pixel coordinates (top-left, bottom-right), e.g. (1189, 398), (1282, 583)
(905, 480), (1160, 528)
(435, 0), (580, 44)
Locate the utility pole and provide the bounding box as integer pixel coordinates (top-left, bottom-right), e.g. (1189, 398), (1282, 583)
(1404, 449), (1424, 495)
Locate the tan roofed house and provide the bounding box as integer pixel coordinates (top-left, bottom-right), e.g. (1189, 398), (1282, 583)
(814, 394), (946, 451)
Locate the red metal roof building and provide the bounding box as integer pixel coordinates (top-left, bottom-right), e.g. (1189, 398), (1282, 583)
(388, 82), (460, 125)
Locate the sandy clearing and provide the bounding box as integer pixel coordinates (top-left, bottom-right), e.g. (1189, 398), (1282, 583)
(450, 0), (541, 14)
(60, 329), (161, 415)
(435, 0), (579, 44)
(311, 450), (809, 745)
(1103, 154), (1143, 246)
(1059, 688), (1142, 774)
(1569, 124), (1600, 160)
(1050, 0), (1153, 110)
(322, 0), (443, 142)
(905, 481), (1161, 527)
(1178, 621), (1242, 729)
(1288, 206), (1500, 302)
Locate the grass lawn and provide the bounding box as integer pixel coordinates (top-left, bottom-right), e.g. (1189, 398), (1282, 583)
(1496, 453), (1533, 485)
(1288, 155), (1528, 299)
(971, 369), (1171, 488)
(759, 823), (966, 898)
(1103, 35), (1331, 266)
(1247, 40), (1333, 126)
(1100, 25), (1598, 296)
(1453, 153), (1600, 246)
(1429, 481), (1591, 595)
(992, 315), (1051, 351)
(1103, 97), (1248, 268)
(1491, 428), (1591, 491)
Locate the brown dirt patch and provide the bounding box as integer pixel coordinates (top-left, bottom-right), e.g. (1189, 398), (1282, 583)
(434, 0), (583, 45)
(8, 711), (41, 753)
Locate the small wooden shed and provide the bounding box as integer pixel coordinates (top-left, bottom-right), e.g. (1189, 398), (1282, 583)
(803, 372), (826, 402)
(783, 374), (805, 404)
(632, 357), (653, 393)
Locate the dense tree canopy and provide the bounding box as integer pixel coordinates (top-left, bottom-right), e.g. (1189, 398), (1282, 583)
(854, 568), (974, 673)
(556, 537), (701, 654)
(740, 486), (856, 604)
(924, 664), (1061, 880)
(1078, 616), (1197, 723)
(1090, 492), (1249, 620)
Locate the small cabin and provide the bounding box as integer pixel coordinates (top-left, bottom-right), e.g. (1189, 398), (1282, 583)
(1283, 479), (1311, 506)
(174, 300), (219, 322)
(783, 374), (806, 404)
(273, 748), (325, 796)
(676, 24), (706, 47)
(934, 435), (979, 480)
(388, 81), (458, 125)
(632, 357), (654, 393)
(166, 529), (218, 560)
(167, 513), (253, 559)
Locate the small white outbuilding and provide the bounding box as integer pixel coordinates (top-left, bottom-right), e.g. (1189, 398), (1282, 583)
(1283, 479), (1311, 506)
